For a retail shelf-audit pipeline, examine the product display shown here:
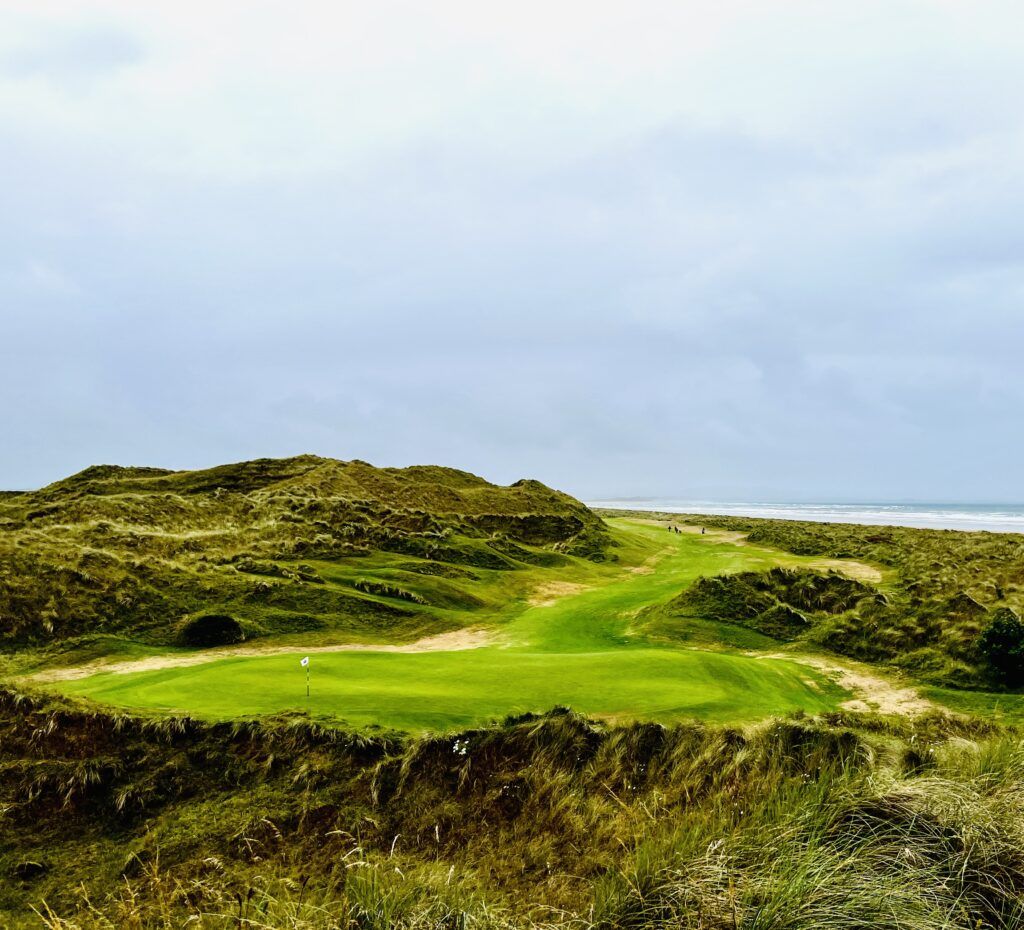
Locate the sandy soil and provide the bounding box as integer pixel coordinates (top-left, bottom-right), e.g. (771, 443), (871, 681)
(29, 627), (495, 683)
(760, 652), (933, 716)
(528, 581), (592, 606)
(799, 557), (883, 585)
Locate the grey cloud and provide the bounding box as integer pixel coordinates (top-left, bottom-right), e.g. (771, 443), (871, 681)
(1, 4), (1024, 502)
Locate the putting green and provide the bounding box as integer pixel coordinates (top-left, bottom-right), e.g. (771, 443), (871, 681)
(58, 521), (853, 730)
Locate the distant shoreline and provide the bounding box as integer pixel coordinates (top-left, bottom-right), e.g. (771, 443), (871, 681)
(589, 500), (1024, 533)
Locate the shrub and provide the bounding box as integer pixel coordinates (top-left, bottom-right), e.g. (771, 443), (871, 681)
(179, 613), (244, 647)
(977, 607), (1024, 686)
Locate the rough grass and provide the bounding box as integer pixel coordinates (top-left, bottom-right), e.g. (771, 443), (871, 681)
(0, 689), (1019, 929)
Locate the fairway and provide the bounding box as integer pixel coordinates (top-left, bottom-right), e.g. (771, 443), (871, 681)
(57, 521), (855, 730)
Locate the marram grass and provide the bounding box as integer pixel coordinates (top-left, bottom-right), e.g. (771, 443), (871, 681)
(15, 707), (1024, 930)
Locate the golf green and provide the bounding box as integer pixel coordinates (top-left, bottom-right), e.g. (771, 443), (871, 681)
(58, 521), (853, 730)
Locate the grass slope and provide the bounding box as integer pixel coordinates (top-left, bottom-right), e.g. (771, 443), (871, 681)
(57, 522), (851, 729)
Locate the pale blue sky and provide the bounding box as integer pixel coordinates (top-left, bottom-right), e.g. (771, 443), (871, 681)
(2, 2), (1023, 500)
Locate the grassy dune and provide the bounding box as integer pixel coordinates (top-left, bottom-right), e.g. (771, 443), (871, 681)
(0, 456), (610, 651)
(57, 521), (852, 728)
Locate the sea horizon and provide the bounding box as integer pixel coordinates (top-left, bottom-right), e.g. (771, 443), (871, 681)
(587, 499), (1024, 533)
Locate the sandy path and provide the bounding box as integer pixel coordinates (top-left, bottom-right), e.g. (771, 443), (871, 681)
(759, 652), (933, 715)
(28, 627), (495, 683)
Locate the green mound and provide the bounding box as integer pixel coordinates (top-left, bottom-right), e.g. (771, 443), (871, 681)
(664, 567), (879, 641)
(721, 518), (1024, 686)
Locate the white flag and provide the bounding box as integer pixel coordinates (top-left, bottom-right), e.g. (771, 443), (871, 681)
(300, 656), (310, 667)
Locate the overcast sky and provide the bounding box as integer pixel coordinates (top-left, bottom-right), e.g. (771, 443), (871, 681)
(2, 2), (1023, 501)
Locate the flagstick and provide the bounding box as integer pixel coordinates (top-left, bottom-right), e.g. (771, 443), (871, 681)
(300, 656), (311, 707)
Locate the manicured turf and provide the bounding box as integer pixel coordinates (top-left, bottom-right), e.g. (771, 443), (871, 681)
(923, 686), (1024, 724)
(59, 521), (851, 730)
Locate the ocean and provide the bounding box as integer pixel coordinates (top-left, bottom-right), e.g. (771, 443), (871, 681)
(587, 500), (1024, 534)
